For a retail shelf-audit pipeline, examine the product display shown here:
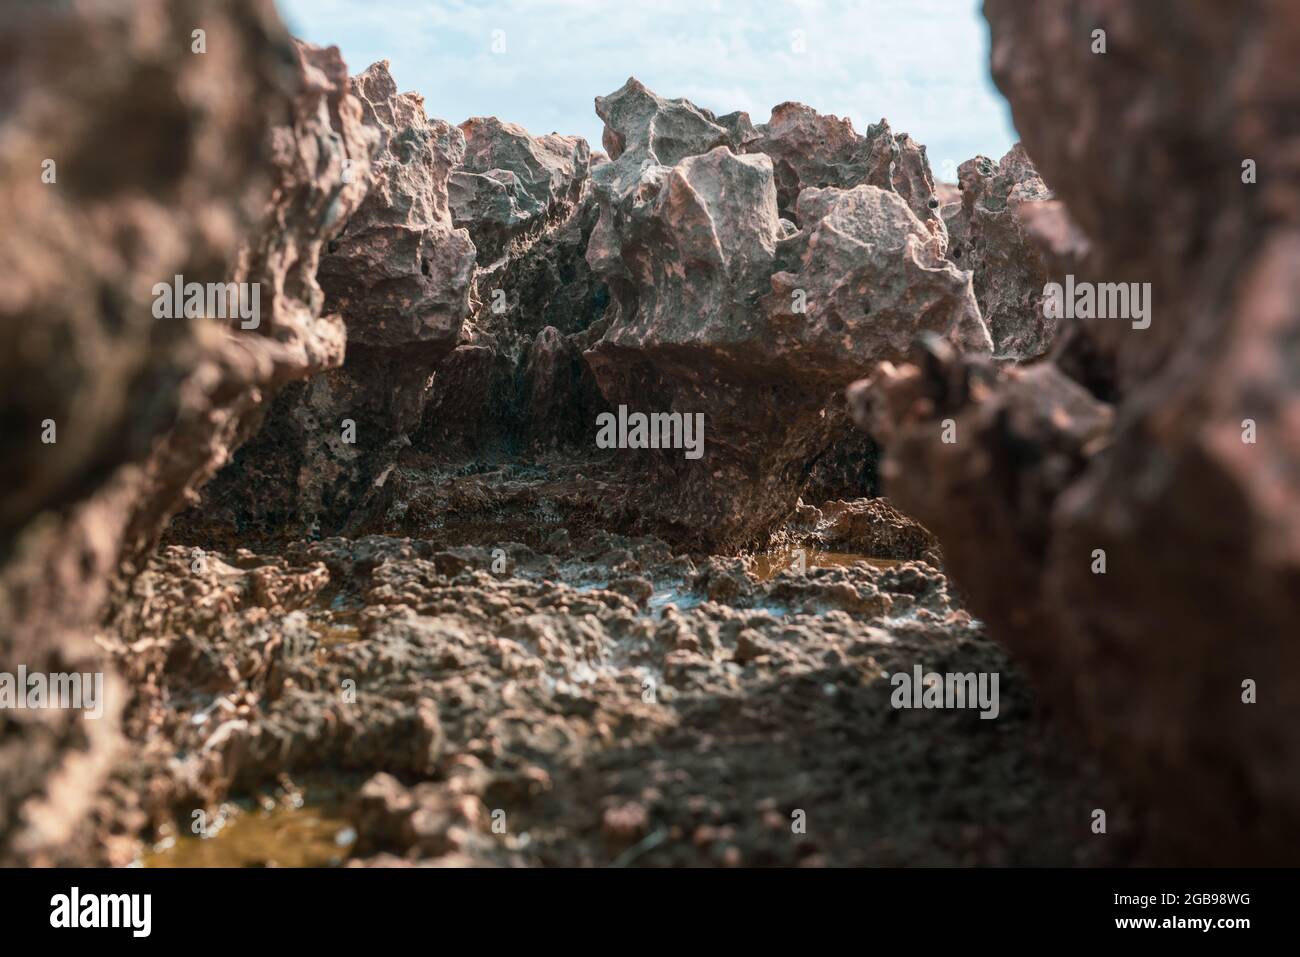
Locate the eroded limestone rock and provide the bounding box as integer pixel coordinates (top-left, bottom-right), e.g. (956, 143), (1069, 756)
(942, 145), (1063, 359)
(853, 0), (1300, 863)
(0, 0), (353, 865)
(585, 89), (988, 548)
(192, 59), (472, 537)
(745, 101), (943, 235)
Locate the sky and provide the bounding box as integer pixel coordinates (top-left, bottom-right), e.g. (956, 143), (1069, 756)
(278, 0), (1018, 182)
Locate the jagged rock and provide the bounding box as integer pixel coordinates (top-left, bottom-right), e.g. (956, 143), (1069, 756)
(853, 0), (1300, 863)
(595, 77), (732, 167)
(942, 145), (1062, 359)
(744, 102), (943, 235)
(129, 40), (374, 559)
(419, 126), (607, 463)
(192, 59), (473, 536)
(0, 0), (332, 866)
(715, 111), (761, 151)
(116, 527), (1113, 867)
(450, 117), (589, 265)
(765, 186), (990, 361)
(584, 84), (989, 548)
(319, 60), (474, 355)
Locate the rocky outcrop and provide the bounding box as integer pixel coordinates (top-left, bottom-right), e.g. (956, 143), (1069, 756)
(419, 119), (604, 461)
(450, 117), (589, 266)
(125, 40), (374, 561)
(11, 4), (1213, 869)
(0, 0), (365, 865)
(853, 0), (1300, 863)
(187, 78), (982, 549)
(584, 81), (989, 549)
(120, 528), (1115, 867)
(745, 101), (944, 235)
(319, 61), (474, 356)
(942, 145), (1064, 359)
(191, 59), (472, 537)
(595, 77), (736, 166)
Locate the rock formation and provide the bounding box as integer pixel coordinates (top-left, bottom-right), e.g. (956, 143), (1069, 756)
(584, 79), (989, 549)
(11, 0), (1282, 870)
(123, 40), (374, 561)
(942, 145), (1063, 359)
(184, 76), (977, 553)
(746, 101), (944, 237)
(0, 0), (371, 864)
(449, 117), (589, 266)
(420, 115), (604, 461)
(853, 0), (1300, 863)
(192, 59), (470, 537)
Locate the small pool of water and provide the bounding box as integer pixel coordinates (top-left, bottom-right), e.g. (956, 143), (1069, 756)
(140, 804), (356, 868)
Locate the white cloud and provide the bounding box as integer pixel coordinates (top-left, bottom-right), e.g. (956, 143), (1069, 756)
(278, 0), (1018, 171)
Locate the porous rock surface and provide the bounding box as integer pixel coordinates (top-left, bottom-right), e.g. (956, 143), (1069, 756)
(418, 116), (605, 463)
(852, 0), (1300, 863)
(197, 76), (980, 554)
(746, 100), (944, 236)
(104, 529), (1116, 867)
(584, 79), (989, 549)
(0, 1), (370, 864)
(450, 116), (590, 266)
(942, 145), (1063, 360)
(13, 0), (1268, 870)
(192, 59), (472, 537)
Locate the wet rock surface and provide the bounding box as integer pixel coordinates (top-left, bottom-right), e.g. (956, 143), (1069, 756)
(110, 530), (1118, 867)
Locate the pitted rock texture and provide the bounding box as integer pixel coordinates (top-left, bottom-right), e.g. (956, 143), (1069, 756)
(450, 117), (590, 266)
(793, 498), (943, 565)
(852, 0), (1300, 863)
(129, 39), (374, 563)
(191, 59), (474, 537)
(10, 9), (1208, 870)
(108, 531), (1119, 868)
(595, 77), (737, 167)
(942, 145), (1062, 360)
(187, 77), (986, 549)
(745, 102), (943, 236)
(421, 122), (604, 462)
(319, 60), (475, 353)
(0, 0), (315, 866)
(585, 86), (989, 549)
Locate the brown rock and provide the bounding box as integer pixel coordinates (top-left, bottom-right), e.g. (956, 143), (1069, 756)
(192, 59), (473, 535)
(745, 102), (943, 234)
(943, 145), (1065, 359)
(585, 96), (988, 548)
(0, 0), (338, 865)
(450, 116), (590, 265)
(853, 0), (1300, 863)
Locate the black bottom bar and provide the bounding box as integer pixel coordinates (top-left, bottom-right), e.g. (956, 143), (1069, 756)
(0, 867), (1285, 943)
